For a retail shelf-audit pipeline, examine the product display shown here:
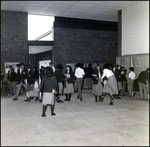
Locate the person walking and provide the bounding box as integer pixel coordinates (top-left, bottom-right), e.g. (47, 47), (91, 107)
(138, 68), (149, 100)
(63, 65), (74, 101)
(33, 66), (39, 83)
(40, 66), (57, 117)
(12, 63), (29, 101)
(101, 63), (118, 105)
(74, 63), (85, 101)
(92, 64), (103, 102)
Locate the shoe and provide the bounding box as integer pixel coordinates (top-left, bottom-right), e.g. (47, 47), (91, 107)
(109, 102), (113, 105)
(57, 100), (63, 103)
(24, 98), (31, 101)
(41, 114), (46, 117)
(30, 97), (34, 99)
(13, 98), (18, 101)
(133, 93), (136, 96)
(63, 99), (68, 101)
(51, 113), (56, 116)
(80, 98), (82, 101)
(100, 97), (104, 102)
(35, 97), (39, 101)
(39, 99), (42, 102)
(77, 96), (79, 99)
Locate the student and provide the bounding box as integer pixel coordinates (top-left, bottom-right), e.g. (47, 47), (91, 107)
(85, 63), (93, 89)
(63, 65), (74, 101)
(12, 63), (29, 101)
(138, 68), (149, 100)
(74, 63), (85, 101)
(120, 67), (127, 96)
(128, 67), (136, 97)
(33, 66), (39, 83)
(49, 61), (55, 73)
(7, 65), (16, 95)
(26, 64), (34, 91)
(101, 63), (118, 105)
(40, 66), (57, 117)
(92, 64), (103, 102)
(55, 64), (64, 103)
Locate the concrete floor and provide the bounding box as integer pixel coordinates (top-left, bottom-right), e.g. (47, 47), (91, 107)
(1, 89), (149, 146)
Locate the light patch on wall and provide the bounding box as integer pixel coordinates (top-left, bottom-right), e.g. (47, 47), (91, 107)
(28, 14), (54, 41)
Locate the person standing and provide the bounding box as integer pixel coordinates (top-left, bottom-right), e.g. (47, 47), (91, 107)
(85, 63), (93, 89)
(7, 65), (16, 95)
(49, 61), (55, 73)
(40, 67), (57, 117)
(26, 64), (34, 91)
(128, 67), (136, 97)
(12, 63), (29, 101)
(101, 63), (118, 105)
(120, 67), (127, 96)
(55, 64), (64, 102)
(74, 63), (85, 101)
(138, 68), (149, 100)
(92, 64), (103, 102)
(63, 65), (74, 101)
(33, 66), (39, 83)
(114, 65), (122, 99)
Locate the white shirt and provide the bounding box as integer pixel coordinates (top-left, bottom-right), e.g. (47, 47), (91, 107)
(75, 67), (85, 78)
(129, 71), (136, 80)
(101, 69), (114, 79)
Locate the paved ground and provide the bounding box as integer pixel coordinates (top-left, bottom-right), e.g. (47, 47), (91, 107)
(1, 90), (149, 146)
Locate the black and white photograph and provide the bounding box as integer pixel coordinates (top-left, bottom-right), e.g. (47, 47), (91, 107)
(1, 1), (149, 146)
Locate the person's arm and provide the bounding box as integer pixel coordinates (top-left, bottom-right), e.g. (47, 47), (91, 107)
(101, 69), (106, 80)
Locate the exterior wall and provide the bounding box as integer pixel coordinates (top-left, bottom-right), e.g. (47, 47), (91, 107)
(122, 1), (149, 55)
(1, 10), (28, 73)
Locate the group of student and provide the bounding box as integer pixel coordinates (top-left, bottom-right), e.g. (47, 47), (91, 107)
(6, 61), (149, 117)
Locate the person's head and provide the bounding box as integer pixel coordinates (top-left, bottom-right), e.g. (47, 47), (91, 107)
(103, 63), (112, 70)
(20, 63), (25, 70)
(146, 68), (149, 73)
(56, 64), (63, 71)
(88, 63), (92, 67)
(49, 62), (53, 67)
(16, 63), (21, 69)
(45, 66), (53, 77)
(94, 60), (98, 67)
(96, 64), (101, 70)
(26, 64), (32, 69)
(116, 65), (121, 70)
(65, 65), (72, 72)
(129, 67), (134, 72)
(9, 65), (13, 70)
(34, 66), (37, 70)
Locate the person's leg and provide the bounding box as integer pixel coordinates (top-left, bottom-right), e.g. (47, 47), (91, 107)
(95, 95), (98, 102)
(78, 78), (83, 101)
(120, 81), (126, 96)
(13, 83), (22, 100)
(138, 82), (143, 99)
(64, 94), (68, 101)
(41, 104), (47, 117)
(109, 94), (114, 105)
(12, 81), (16, 95)
(23, 84), (31, 101)
(142, 83), (148, 100)
(128, 79), (132, 96)
(68, 93), (71, 101)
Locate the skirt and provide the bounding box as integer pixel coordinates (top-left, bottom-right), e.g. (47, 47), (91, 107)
(58, 82), (63, 94)
(92, 79), (103, 96)
(64, 83), (74, 94)
(42, 92), (54, 105)
(103, 75), (118, 95)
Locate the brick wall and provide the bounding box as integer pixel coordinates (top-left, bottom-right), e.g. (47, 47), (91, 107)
(53, 27), (118, 67)
(118, 10), (122, 56)
(1, 10), (28, 73)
